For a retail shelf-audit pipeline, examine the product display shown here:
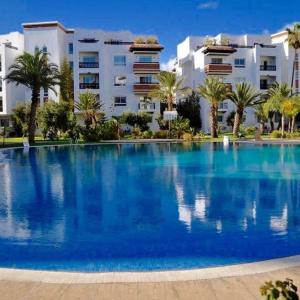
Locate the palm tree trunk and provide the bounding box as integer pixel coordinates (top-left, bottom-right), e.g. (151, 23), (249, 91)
(259, 122), (264, 134)
(291, 116), (296, 133)
(233, 109), (243, 137)
(281, 115), (285, 138)
(269, 112), (274, 132)
(290, 49), (296, 96)
(210, 104), (218, 138)
(28, 88), (40, 144)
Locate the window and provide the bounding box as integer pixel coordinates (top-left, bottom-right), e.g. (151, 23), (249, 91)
(0, 55), (2, 72)
(34, 46), (39, 54)
(234, 58), (246, 67)
(0, 78), (2, 92)
(114, 56), (126, 66)
(140, 96), (152, 102)
(69, 61), (74, 70)
(68, 43), (73, 54)
(82, 56), (97, 63)
(114, 96), (127, 106)
(140, 76), (152, 84)
(217, 113), (223, 122)
(43, 89), (48, 102)
(114, 76), (126, 86)
(0, 96), (3, 112)
(42, 46), (47, 54)
(82, 75), (97, 83)
(139, 56), (152, 63)
(211, 58), (223, 64)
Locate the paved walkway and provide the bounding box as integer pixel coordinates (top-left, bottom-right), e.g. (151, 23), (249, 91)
(1, 266), (300, 300)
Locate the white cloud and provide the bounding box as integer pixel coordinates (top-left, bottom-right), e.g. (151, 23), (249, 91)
(197, 1), (219, 10)
(262, 29), (270, 35)
(161, 57), (177, 71)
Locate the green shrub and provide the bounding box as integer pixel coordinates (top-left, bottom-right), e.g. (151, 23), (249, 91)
(100, 120), (119, 140)
(142, 130), (153, 139)
(193, 131), (206, 140)
(244, 126), (256, 136)
(270, 130), (286, 138)
(11, 103), (31, 137)
(182, 132), (193, 141)
(170, 118), (191, 138)
(120, 112), (152, 131)
(260, 278), (298, 300)
(38, 101), (71, 140)
(153, 130), (169, 139)
(286, 131), (300, 139)
(80, 126), (101, 142)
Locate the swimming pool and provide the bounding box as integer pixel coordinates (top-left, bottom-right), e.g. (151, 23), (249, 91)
(0, 142), (300, 272)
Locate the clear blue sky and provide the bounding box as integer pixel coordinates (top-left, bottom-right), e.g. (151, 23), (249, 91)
(1, 0), (299, 65)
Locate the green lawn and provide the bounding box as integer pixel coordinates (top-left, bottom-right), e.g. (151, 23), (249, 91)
(0, 134), (297, 149)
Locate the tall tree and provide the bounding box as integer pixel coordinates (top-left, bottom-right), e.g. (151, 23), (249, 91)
(228, 82), (262, 136)
(264, 82), (291, 137)
(149, 71), (184, 111)
(176, 91), (201, 130)
(198, 76), (230, 138)
(5, 51), (60, 144)
(60, 58), (74, 110)
(286, 23), (300, 95)
(254, 104), (268, 134)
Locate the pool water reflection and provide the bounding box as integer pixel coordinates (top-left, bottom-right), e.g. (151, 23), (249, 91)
(0, 143), (300, 271)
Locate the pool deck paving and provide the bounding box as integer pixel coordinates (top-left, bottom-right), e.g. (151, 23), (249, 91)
(2, 261), (300, 300)
(1, 267), (300, 299)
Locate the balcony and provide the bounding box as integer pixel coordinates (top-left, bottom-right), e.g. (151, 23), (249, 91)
(204, 63), (232, 75)
(79, 83), (99, 89)
(260, 65), (276, 71)
(138, 102), (156, 111)
(130, 43), (164, 53)
(133, 83), (158, 94)
(133, 62), (160, 73)
(79, 62), (99, 68)
(202, 46), (237, 55)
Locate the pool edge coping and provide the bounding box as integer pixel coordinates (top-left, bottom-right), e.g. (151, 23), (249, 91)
(1, 255), (300, 283)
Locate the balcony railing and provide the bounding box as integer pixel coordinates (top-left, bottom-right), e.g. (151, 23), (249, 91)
(133, 62), (160, 73)
(79, 83), (99, 89)
(260, 65), (276, 71)
(79, 62), (99, 68)
(138, 102), (156, 111)
(204, 63), (232, 74)
(133, 83), (158, 93)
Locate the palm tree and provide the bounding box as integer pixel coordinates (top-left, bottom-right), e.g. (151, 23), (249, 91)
(281, 96), (300, 132)
(149, 71), (184, 111)
(5, 51), (60, 144)
(264, 82), (291, 137)
(198, 76), (230, 138)
(228, 82), (262, 136)
(254, 104), (268, 134)
(286, 23), (300, 94)
(75, 91), (103, 129)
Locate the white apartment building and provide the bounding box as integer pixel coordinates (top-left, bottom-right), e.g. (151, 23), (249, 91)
(0, 32), (24, 126)
(176, 31), (299, 132)
(0, 21), (164, 128)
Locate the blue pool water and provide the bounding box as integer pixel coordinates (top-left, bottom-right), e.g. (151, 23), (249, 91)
(1, 142), (300, 272)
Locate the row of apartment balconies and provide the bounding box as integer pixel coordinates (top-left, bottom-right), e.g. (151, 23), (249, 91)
(204, 63), (277, 75)
(78, 82), (159, 94)
(78, 61), (160, 73)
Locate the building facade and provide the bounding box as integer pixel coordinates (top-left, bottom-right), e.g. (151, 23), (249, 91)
(0, 21), (164, 129)
(176, 32), (299, 133)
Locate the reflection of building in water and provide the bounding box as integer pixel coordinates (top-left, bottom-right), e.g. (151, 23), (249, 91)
(171, 144), (299, 236)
